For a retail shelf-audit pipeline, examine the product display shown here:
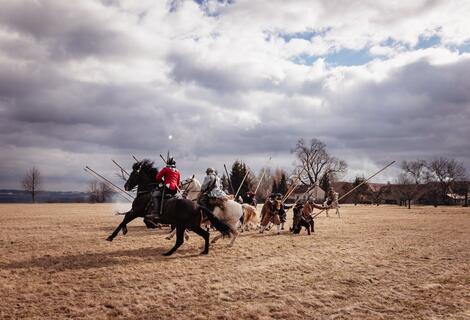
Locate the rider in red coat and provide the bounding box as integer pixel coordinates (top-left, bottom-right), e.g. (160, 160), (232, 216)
(147, 157), (180, 220)
(155, 162), (180, 192)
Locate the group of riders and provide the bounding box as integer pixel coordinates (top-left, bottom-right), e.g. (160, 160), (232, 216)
(145, 157), (338, 232)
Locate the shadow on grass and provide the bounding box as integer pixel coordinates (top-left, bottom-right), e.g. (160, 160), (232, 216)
(0, 245), (206, 271)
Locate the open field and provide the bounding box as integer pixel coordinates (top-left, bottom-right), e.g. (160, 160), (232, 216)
(0, 204), (469, 319)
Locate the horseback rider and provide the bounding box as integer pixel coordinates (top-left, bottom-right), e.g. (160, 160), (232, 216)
(147, 157), (180, 220)
(244, 191), (257, 206)
(198, 167), (226, 210)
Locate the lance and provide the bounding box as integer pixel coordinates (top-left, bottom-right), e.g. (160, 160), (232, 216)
(85, 166), (135, 200)
(282, 180), (300, 203)
(311, 160), (396, 219)
(234, 169), (250, 200)
(112, 159), (129, 179)
(83, 168), (133, 202)
(224, 164), (235, 194)
(254, 156), (272, 194)
(290, 183), (318, 207)
(132, 155), (139, 162)
(159, 154), (167, 165)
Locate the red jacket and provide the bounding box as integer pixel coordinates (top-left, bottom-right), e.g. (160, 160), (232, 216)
(155, 167), (180, 191)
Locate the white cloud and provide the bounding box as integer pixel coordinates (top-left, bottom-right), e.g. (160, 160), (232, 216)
(0, 0), (469, 190)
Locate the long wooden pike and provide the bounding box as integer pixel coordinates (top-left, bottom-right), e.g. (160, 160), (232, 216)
(85, 166), (135, 199)
(132, 155), (139, 162)
(224, 164), (235, 194)
(83, 168), (134, 202)
(254, 156), (272, 194)
(290, 183), (318, 207)
(282, 180), (300, 203)
(234, 169), (250, 199)
(311, 160), (396, 219)
(112, 159), (129, 178)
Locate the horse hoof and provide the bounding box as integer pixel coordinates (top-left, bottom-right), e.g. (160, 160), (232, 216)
(122, 228), (128, 235)
(200, 250), (209, 255)
(106, 237), (113, 242)
(162, 252), (173, 256)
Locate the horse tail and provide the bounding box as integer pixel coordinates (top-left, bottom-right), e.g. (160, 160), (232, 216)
(242, 204), (259, 224)
(199, 206), (231, 236)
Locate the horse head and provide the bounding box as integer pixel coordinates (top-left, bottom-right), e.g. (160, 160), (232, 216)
(179, 176), (201, 200)
(124, 159), (157, 191)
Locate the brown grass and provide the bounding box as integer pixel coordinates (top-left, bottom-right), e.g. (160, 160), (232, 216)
(0, 204), (469, 319)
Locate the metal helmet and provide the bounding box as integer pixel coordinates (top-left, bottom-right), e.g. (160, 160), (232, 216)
(206, 167), (215, 174)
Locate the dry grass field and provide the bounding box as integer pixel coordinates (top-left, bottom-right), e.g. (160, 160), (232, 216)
(0, 204), (469, 320)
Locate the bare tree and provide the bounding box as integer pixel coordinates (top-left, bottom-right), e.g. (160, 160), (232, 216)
(88, 181), (114, 203)
(402, 159), (427, 184)
(397, 160), (428, 209)
(292, 138), (347, 186)
(21, 166), (42, 203)
(426, 157), (466, 205)
(395, 173), (419, 209)
(255, 167), (273, 201)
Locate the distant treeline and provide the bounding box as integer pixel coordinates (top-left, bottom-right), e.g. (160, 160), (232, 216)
(0, 190), (90, 203)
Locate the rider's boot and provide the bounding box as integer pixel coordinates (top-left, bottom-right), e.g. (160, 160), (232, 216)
(146, 194), (161, 220)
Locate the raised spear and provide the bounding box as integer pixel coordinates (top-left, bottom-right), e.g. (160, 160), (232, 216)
(311, 160), (396, 219)
(112, 159), (129, 180)
(85, 166), (135, 199)
(83, 168), (133, 202)
(224, 164), (235, 194)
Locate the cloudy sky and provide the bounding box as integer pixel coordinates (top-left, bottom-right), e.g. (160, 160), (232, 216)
(1, 0), (470, 191)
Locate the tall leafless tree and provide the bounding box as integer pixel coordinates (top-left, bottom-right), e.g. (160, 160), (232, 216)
(88, 180), (114, 203)
(21, 166), (42, 203)
(395, 173), (419, 209)
(292, 138), (347, 186)
(255, 167), (273, 201)
(426, 157), (466, 205)
(401, 159), (427, 184)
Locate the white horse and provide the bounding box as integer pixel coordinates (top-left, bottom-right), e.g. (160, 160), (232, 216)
(324, 191), (341, 217)
(167, 178), (254, 247)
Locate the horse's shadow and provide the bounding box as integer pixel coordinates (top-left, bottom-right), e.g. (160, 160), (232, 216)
(0, 246), (200, 271)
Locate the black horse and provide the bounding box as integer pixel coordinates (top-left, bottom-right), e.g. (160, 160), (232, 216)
(106, 159), (231, 256)
(106, 160), (157, 241)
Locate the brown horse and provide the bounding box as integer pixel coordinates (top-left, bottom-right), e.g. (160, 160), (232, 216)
(260, 198), (282, 234)
(292, 201), (326, 234)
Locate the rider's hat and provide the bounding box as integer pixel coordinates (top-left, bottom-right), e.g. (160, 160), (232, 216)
(167, 157), (176, 167)
(206, 167), (215, 174)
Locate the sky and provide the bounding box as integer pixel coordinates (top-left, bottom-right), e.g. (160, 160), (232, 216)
(1, 0), (470, 191)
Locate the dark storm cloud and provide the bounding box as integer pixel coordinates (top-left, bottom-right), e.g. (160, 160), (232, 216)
(1, 1), (469, 190)
(0, 0), (134, 60)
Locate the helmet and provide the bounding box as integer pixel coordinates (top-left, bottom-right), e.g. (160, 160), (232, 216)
(167, 157), (176, 166)
(206, 167), (215, 174)
(276, 193), (282, 199)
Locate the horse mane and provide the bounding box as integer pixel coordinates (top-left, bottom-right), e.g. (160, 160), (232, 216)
(133, 159), (159, 177)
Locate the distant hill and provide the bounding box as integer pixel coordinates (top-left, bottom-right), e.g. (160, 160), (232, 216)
(0, 190), (89, 203)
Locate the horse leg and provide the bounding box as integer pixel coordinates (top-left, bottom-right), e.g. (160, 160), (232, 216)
(106, 211), (137, 241)
(191, 225), (210, 254)
(163, 225), (185, 256)
(166, 228), (176, 240)
(184, 229), (190, 241)
(211, 232), (223, 244)
(337, 208), (340, 218)
(311, 220), (315, 233)
(228, 229), (239, 247)
(276, 224), (281, 235)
